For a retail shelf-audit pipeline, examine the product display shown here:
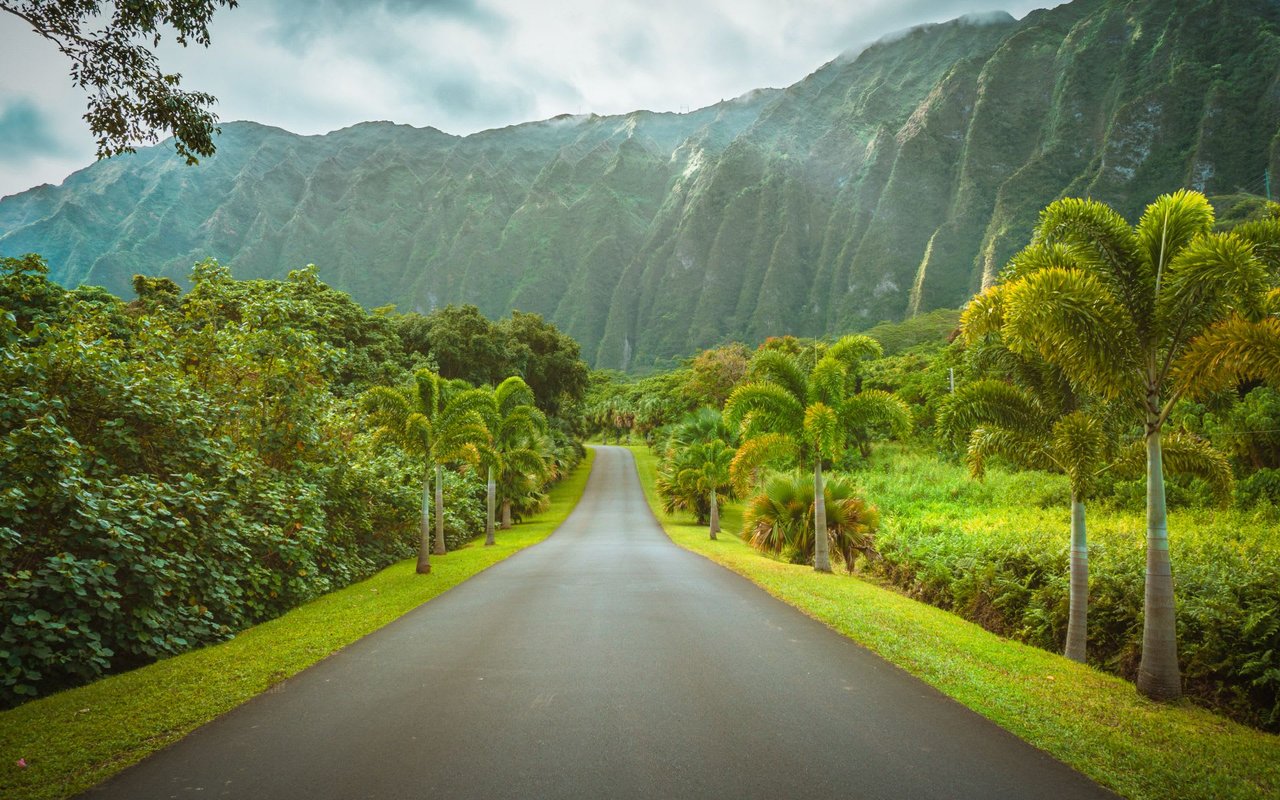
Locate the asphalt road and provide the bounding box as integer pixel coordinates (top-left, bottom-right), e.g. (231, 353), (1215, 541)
(84, 445), (1114, 800)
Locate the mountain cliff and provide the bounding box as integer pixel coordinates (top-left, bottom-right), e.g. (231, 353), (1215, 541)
(3, 0), (1278, 370)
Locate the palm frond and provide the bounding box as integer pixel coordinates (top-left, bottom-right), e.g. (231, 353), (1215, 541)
(1049, 411), (1107, 498)
(966, 426), (1046, 480)
(412, 370), (440, 417)
(1035, 196), (1150, 321)
(1157, 231), (1268, 357)
(999, 242), (1078, 285)
(730, 432), (798, 494)
(1003, 267), (1142, 402)
(825, 334), (882, 369)
(841, 389), (912, 439)
(441, 388), (498, 430)
(494, 375), (537, 415)
(724, 382), (806, 434)
(959, 284), (1006, 341)
(1174, 314), (1280, 396)
(1160, 431), (1233, 504)
(1222, 218), (1280, 275)
(361, 385), (412, 423)
(939, 379), (1044, 443)
(746, 349), (808, 404)
(1137, 189), (1215, 281)
(808, 355), (846, 407)
(803, 402), (842, 458)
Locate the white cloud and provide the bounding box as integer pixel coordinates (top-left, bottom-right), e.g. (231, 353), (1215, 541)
(0, 0), (1053, 198)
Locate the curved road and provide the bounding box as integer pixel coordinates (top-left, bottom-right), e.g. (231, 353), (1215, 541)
(85, 446), (1113, 799)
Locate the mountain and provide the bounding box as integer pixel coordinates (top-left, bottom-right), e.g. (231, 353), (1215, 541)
(2, 0), (1278, 370)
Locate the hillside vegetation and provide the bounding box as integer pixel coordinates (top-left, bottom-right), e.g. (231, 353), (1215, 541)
(2, 0), (1278, 369)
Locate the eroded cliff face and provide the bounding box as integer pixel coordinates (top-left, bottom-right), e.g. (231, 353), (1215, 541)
(3, 0), (1277, 369)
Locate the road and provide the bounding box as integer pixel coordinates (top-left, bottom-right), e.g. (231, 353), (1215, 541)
(84, 445), (1114, 799)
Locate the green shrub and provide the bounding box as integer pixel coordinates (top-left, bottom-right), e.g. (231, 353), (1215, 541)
(856, 446), (1280, 731)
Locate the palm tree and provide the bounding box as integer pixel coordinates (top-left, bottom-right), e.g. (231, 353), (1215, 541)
(942, 378), (1106, 662)
(741, 472), (879, 571)
(484, 377), (549, 534)
(725, 336), (910, 572)
(657, 438), (735, 539)
(362, 370), (493, 573)
(992, 189), (1271, 699)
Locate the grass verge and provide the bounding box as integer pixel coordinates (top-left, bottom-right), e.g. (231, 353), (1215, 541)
(628, 445), (1279, 800)
(0, 448), (594, 800)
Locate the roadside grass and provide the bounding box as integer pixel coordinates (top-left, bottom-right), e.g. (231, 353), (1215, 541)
(628, 445), (1280, 800)
(0, 448), (594, 800)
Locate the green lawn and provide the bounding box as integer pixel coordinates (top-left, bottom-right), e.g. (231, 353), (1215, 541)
(0, 448), (593, 800)
(628, 445), (1280, 800)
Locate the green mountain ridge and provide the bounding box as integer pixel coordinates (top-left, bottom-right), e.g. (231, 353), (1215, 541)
(2, 0), (1278, 370)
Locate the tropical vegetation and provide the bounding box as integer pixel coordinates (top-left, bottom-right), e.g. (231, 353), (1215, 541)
(594, 190), (1280, 732)
(0, 255), (585, 707)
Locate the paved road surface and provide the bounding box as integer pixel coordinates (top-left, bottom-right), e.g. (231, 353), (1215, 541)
(84, 446), (1114, 799)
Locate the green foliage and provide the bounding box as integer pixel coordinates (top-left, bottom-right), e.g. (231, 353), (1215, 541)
(857, 447), (1280, 731)
(0, 259), (506, 707)
(2, 0), (235, 163)
(726, 335), (911, 484)
(655, 432), (734, 525)
(740, 471), (880, 571)
(397, 305), (589, 416)
(859, 309), (961, 356)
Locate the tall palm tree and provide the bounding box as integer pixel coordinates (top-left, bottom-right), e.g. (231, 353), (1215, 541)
(484, 377), (549, 534)
(362, 370), (493, 573)
(942, 377), (1107, 662)
(725, 335), (910, 572)
(992, 189), (1271, 699)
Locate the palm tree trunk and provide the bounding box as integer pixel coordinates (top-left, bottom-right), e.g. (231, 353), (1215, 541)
(433, 463), (447, 555)
(417, 466), (432, 574)
(485, 466), (496, 546)
(813, 461), (832, 573)
(1064, 494), (1087, 662)
(1136, 424), (1182, 700)
(501, 498), (512, 529)
(709, 489), (719, 540)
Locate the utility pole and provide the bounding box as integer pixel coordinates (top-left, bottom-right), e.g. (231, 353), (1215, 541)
(1266, 168), (1272, 203)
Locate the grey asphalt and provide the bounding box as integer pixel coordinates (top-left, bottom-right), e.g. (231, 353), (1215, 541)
(83, 445), (1115, 800)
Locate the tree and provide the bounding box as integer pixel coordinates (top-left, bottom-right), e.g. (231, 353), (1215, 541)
(483, 376), (549, 536)
(725, 335), (910, 572)
(741, 472), (879, 571)
(681, 343), (750, 408)
(992, 190), (1272, 699)
(498, 311), (589, 417)
(942, 377), (1105, 662)
(2, 0), (237, 163)
(403, 304), (510, 388)
(362, 370), (492, 573)
(656, 438), (734, 538)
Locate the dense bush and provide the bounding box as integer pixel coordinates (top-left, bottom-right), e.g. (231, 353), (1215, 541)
(856, 447), (1280, 731)
(0, 257), (556, 706)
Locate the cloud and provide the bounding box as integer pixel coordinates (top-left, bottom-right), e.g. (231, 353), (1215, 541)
(0, 0), (1055, 197)
(266, 0), (506, 50)
(0, 99), (74, 161)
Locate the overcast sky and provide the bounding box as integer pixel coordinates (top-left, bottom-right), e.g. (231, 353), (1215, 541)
(0, 0), (1051, 200)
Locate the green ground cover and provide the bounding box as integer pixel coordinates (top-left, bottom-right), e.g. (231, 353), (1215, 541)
(629, 445), (1280, 800)
(0, 448), (593, 800)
